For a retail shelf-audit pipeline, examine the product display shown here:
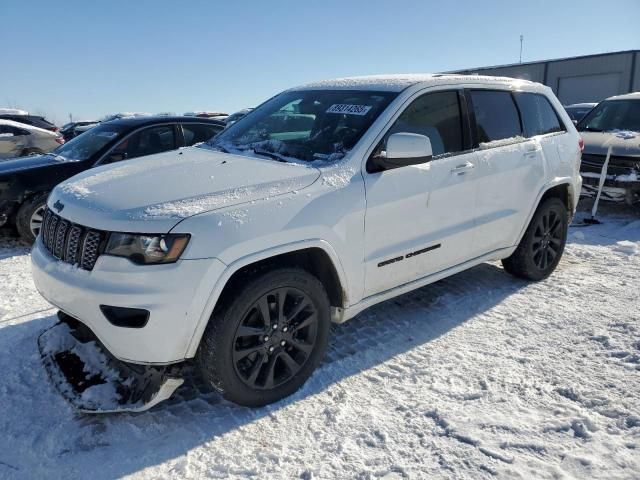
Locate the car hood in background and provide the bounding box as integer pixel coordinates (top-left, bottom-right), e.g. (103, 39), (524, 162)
(581, 131), (640, 157)
(0, 154), (63, 175)
(50, 147), (321, 233)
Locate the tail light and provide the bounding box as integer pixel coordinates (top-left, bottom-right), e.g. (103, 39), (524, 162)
(55, 137), (65, 145)
(52, 127), (60, 132)
(578, 137), (584, 152)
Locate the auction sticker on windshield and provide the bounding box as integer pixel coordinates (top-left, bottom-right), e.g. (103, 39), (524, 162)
(326, 104), (372, 115)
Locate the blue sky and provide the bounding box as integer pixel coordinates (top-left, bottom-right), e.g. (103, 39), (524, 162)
(1, 0), (638, 124)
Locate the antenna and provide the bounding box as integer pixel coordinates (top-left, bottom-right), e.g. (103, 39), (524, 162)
(519, 35), (524, 63)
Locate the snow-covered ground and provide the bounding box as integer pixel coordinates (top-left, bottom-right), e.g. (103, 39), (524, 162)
(0, 202), (638, 479)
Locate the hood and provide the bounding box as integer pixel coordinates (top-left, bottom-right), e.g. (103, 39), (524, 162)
(50, 147), (321, 233)
(581, 131), (640, 157)
(0, 154), (62, 175)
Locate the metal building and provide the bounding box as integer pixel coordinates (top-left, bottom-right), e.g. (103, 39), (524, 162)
(451, 49), (639, 105)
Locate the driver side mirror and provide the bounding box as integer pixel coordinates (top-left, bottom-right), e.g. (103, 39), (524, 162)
(373, 133), (433, 170)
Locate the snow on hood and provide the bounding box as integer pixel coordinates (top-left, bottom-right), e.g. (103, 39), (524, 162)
(51, 148), (321, 233)
(581, 130), (640, 157)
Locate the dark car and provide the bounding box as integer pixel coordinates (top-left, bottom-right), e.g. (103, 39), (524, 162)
(0, 114), (58, 132)
(577, 92), (640, 204)
(60, 120), (100, 141)
(564, 103), (597, 123)
(0, 115), (224, 242)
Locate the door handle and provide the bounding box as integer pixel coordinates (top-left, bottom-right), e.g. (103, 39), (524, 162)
(450, 161), (475, 175)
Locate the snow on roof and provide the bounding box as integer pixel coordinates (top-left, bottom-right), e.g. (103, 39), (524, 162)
(607, 92), (640, 101)
(295, 73), (537, 92)
(0, 118), (57, 136)
(0, 108), (28, 115)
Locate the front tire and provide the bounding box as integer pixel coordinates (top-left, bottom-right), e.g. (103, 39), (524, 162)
(502, 197), (568, 281)
(197, 268), (331, 407)
(16, 192), (49, 243)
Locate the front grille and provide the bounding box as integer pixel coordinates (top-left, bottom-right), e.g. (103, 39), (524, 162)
(581, 153), (640, 176)
(40, 208), (105, 271)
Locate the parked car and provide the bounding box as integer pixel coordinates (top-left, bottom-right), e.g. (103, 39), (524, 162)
(224, 108), (254, 125)
(60, 120), (100, 142)
(577, 92), (640, 204)
(32, 74), (581, 413)
(0, 119), (63, 159)
(0, 113), (58, 132)
(564, 103), (597, 123)
(0, 115), (224, 242)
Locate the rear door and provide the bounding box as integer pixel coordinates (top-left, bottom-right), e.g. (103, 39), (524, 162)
(469, 89), (546, 254)
(0, 125), (28, 158)
(362, 89), (479, 296)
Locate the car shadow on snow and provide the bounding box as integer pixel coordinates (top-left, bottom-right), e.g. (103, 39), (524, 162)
(0, 261), (533, 478)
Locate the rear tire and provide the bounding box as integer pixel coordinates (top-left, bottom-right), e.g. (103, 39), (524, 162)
(502, 197), (568, 281)
(197, 268), (331, 407)
(16, 192), (49, 243)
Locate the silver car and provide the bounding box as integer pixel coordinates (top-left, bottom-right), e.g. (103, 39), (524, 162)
(0, 119), (63, 158)
(577, 92), (640, 204)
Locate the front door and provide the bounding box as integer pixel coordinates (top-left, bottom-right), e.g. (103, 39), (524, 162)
(362, 89), (479, 297)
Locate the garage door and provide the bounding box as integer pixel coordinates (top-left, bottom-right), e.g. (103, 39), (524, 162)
(558, 72), (623, 105)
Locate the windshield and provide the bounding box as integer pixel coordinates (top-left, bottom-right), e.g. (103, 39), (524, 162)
(205, 90), (397, 162)
(53, 123), (125, 161)
(577, 99), (640, 133)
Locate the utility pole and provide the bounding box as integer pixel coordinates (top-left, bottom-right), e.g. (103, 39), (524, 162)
(519, 35), (524, 63)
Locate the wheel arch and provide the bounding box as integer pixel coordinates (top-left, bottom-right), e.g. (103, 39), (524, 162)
(185, 240), (349, 358)
(515, 179), (574, 247)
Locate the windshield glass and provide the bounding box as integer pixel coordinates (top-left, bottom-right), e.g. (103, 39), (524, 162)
(205, 90), (397, 162)
(53, 123), (125, 161)
(577, 99), (640, 132)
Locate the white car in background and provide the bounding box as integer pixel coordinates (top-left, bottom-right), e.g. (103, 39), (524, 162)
(0, 119), (64, 158)
(32, 74), (582, 413)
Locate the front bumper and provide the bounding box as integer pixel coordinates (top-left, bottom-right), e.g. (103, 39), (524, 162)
(580, 172), (640, 204)
(38, 313), (185, 413)
(31, 237), (226, 364)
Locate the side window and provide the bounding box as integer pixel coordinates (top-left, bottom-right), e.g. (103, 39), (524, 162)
(111, 125), (176, 161)
(514, 93), (565, 137)
(384, 91), (464, 157)
(470, 90), (522, 144)
(182, 123), (222, 145)
(0, 126), (12, 136)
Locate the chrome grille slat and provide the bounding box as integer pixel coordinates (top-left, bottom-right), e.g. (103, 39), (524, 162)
(81, 231), (102, 270)
(65, 226), (82, 264)
(40, 207), (104, 271)
(54, 220), (69, 259)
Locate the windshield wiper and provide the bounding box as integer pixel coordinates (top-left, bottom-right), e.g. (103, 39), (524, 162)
(253, 148), (288, 163)
(44, 152), (67, 161)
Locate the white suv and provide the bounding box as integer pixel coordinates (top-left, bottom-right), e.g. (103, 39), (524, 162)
(32, 74), (582, 412)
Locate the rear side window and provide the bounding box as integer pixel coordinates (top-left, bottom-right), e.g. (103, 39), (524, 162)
(514, 93), (564, 137)
(470, 90), (522, 143)
(385, 90), (464, 156)
(182, 123), (222, 145)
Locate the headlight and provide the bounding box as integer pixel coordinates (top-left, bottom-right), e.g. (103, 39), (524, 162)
(104, 233), (190, 265)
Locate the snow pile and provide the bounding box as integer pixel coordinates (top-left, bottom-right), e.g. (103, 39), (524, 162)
(613, 240), (638, 255)
(322, 165), (356, 188)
